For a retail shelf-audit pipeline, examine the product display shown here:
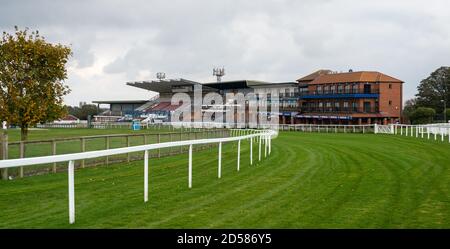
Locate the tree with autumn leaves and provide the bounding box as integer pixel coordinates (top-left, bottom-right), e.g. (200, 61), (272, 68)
(0, 27), (71, 141)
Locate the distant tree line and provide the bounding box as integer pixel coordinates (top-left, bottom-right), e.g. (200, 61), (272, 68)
(403, 66), (450, 124)
(66, 104), (107, 120)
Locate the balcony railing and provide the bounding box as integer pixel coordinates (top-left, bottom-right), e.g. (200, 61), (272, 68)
(301, 108), (379, 114)
(300, 89), (380, 95)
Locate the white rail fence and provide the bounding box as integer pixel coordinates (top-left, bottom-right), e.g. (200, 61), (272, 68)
(391, 123), (450, 143)
(0, 128), (277, 224)
(279, 124), (374, 133)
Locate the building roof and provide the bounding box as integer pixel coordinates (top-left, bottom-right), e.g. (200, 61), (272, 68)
(126, 78), (214, 93)
(127, 78), (294, 92)
(308, 71), (404, 84)
(297, 69), (333, 82)
(250, 82), (298, 88)
(92, 100), (149, 104)
(202, 80), (275, 90)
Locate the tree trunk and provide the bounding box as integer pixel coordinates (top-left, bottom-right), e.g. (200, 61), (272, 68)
(21, 126), (28, 141)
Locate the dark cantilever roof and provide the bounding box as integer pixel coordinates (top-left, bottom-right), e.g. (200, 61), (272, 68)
(127, 78), (296, 92)
(126, 78), (219, 93)
(202, 80), (271, 90)
(92, 100), (149, 104)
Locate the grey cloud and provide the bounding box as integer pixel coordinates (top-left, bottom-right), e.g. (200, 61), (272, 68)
(1, 0), (450, 105)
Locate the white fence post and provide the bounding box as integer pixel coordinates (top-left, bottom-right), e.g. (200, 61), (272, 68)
(374, 124), (378, 134)
(237, 140), (241, 171)
(250, 137), (253, 165)
(258, 135), (262, 161)
(144, 150), (148, 203)
(218, 142), (222, 178)
(264, 135), (268, 158)
(269, 135), (271, 155)
(68, 160), (75, 224)
(188, 144), (192, 188)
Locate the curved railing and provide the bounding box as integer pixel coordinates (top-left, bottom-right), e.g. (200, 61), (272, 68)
(0, 128), (277, 224)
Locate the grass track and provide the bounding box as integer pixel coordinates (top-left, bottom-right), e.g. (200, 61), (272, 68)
(0, 132), (449, 228)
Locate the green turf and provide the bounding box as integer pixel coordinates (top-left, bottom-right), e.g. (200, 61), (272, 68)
(0, 132), (449, 228)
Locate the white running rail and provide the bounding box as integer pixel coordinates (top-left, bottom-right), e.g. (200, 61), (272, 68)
(391, 123), (450, 143)
(0, 129), (277, 224)
(374, 124), (394, 134)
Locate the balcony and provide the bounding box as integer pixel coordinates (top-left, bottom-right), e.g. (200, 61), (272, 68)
(279, 106), (299, 111)
(301, 108), (379, 114)
(299, 90), (379, 99)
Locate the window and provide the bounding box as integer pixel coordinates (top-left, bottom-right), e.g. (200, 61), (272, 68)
(364, 84), (371, 94)
(389, 100), (392, 106)
(352, 102), (358, 112)
(326, 102), (332, 112)
(345, 85), (351, 93)
(352, 84), (358, 93)
(363, 102), (371, 112)
(335, 102), (340, 111)
(389, 84), (392, 89)
(343, 102), (349, 111)
(317, 86), (322, 94)
(338, 85), (344, 93)
(331, 85), (336, 93)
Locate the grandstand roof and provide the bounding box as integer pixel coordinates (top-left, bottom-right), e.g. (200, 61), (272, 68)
(92, 100), (149, 104)
(127, 78), (298, 93)
(126, 78), (213, 93)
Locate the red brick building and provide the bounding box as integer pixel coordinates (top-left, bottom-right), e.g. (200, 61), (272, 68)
(295, 70), (403, 125)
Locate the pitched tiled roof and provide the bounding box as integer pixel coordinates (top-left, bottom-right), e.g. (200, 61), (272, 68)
(308, 71), (403, 84)
(297, 69), (333, 82)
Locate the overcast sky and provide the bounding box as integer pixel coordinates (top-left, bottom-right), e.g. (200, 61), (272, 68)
(1, 0), (449, 106)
